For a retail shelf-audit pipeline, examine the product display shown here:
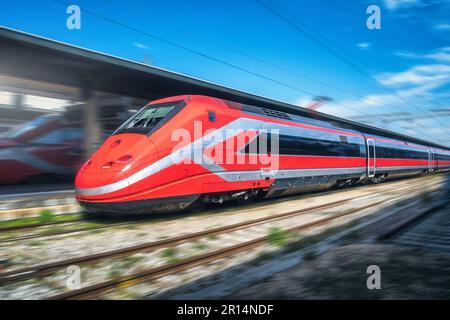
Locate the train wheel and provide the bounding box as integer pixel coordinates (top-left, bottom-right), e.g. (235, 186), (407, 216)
(371, 174), (385, 184)
(234, 189), (259, 205)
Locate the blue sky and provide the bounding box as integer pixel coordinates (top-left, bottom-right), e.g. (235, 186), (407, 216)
(0, 0), (449, 146)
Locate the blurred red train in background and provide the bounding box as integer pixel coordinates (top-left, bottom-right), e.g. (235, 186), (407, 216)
(0, 97), (139, 185)
(0, 114), (83, 184)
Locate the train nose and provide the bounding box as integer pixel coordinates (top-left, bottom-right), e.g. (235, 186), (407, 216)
(75, 133), (159, 199)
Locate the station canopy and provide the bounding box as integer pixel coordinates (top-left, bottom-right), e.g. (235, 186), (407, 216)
(0, 26), (448, 150)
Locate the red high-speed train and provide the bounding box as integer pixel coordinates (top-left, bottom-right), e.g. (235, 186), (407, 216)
(75, 95), (450, 214)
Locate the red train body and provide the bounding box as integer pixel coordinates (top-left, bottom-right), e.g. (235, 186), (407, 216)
(75, 95), (450, 214)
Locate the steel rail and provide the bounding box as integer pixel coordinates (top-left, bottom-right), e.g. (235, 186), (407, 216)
(0, 179), (441, 287)
(0, 177), (435, 242)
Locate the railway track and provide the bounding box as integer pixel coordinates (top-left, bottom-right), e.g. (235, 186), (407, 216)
(0, 197), (363, 285)
(157, 186), (450, 300)
(0, 176), (444, 299)
(0, 219), (137, 243)
(46, 189), (435, 300)
(2, 178), (437, 286)
(0, 176), (438, 243)
(6, 189), (433, 298)
(380, 201), (450, 250)
(378, 174), (450, 245)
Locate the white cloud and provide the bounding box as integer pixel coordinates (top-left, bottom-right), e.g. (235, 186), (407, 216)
(320, 78), (449, 146)
(377, 64), (450, 87)
(297, 44), (450, 145)
(395, 47), (450, 63)
(426, 52), (450, 62)
(357, 42), (371, 50)
(133, 43), (149, 50)
(319, 59), (450, 123)
(434, 23), (450, 30)
(333, 81), (440, 113)
(395, 51), (419, 59)
(384, 0), (419, 10)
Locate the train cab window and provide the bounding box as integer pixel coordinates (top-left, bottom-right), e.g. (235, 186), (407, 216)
(2, 115), (56, 140)
(114, 100), (185, 135)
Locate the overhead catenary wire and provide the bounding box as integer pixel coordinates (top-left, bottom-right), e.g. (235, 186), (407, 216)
(54, 0), (373, 117)
(169, 17), (447, 144)
(54, 0), (445, 144)
(161, 23), (439, 119)
(257, 0), (449, 129)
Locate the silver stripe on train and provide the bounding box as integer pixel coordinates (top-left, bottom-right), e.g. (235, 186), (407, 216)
(75, 117), (365, 197)
(376, 165), (429, 171)
(216, 167), (365, 182)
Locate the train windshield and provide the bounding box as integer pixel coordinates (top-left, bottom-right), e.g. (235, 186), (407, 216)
(114, 100), (184, 135)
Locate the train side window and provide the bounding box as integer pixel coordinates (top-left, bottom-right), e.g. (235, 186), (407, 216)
(208, 111), (216, 122)
(359, 144), (367, 157)
(258, 132), (271, 155)
(339, 135), (348, 143)
(243, 133), (271, 155)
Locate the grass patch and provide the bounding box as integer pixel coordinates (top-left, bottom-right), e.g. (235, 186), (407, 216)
(121, 255), (145, 269)
(266, 227), (289, 246)
(40, 226), (65, 236)
(27, 240), (45, 247)
(88, 229), (105, 235)
(193, 242), (208, 250)
(108, 267), (123, 280)
(0, 213), (81, 229)
(206, 234), (218, 241)
(161, 247), (177, 259)
(168, 257), (182, 264)
(120, 224), (139, 230)
(114, 288), (139, 300)
(38, 209), (55, 223)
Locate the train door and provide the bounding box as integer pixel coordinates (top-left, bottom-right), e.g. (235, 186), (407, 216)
(260, 122), (275, 181)
(428, 149), (435, 171)
(428, 149), (432, 171)
(367, 138), (376, 177)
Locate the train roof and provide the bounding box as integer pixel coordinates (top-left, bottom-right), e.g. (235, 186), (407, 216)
(0, 26), (448, 151)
